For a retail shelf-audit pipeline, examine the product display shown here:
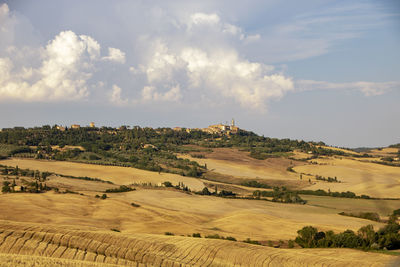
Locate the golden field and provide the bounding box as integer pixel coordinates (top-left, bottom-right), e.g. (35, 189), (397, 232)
(0, 220), (397, 267)
(0, 158), (205, 191)
(294, 156), (400, 198)
(1, 146), (400, 266)
(0, 187), (387, 241)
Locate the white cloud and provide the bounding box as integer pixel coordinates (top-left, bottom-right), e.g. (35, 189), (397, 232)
(110, 84), (128, 105)
(186, 12), (260, 43)
(125, 12), (294, 110)
(1, 2), (397, 111)
(136, 40), (293, 110)
(0, 31), (99, 101)
(141, 84), (182, 102)
(0, 3), (16, 48)
(189, 13), (220, 27)
(79, 35), (100, 60)
(103, 47), (126, 63)
(296, 80), (400, 96)
(0, 3), (127, 103)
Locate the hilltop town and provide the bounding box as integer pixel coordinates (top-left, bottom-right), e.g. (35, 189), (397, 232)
(53, 119), (241, 136)
(174, 119), (240, 135)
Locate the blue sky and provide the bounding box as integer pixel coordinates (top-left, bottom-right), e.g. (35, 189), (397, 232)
(0, 0), (399, 147)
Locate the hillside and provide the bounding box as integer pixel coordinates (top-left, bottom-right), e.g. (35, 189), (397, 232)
(0, 220), (397, 267)
(0, 125), (400, 265)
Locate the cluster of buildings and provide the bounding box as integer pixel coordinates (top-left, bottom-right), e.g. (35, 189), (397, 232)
(54, 120), (240, 136)
(173, 119), (240, 135)
(56, 122), (96, 131)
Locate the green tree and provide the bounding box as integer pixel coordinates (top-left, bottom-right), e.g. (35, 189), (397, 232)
(201, 187), (211, 195)
(358, 224), (376, 247)
(295, 226), (318, 248)
(2, 181), (11, 193)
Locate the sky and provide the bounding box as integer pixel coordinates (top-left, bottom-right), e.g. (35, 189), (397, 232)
(0, 0), (399, 147)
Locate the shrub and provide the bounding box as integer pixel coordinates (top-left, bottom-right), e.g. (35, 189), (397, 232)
(393, 209), (400, 216)
(131, 202), (140, 207)
(205, 234), (222, 239)
(110, 228), (120, 232)
(192, 233), (201, 238)
(101, 194), (107, 199)
(241, 180), (271, 189)
(105, 185), (135, 193)
(218, 190), (236, 197)
(200, 187), (211, 195)
(338, 211), (381, 222)
(2, 181), (11, 193)
(243, 238), (262, 245)
(164, 232), (174, 236)
(163, 181), (173, 187)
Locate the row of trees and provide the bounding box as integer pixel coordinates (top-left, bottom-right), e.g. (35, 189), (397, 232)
(1, 165), (52, 181)
(295, 211), (400, 250)
(253, 187), (306, 204)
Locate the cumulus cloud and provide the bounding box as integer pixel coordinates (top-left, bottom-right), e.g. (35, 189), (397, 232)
(141, 84), (182, 102)
(296, 80), (400, 96)
(0, 3), (16, 48)
(134, 38), (292, 109)
(189, 13), (220, 26)
(0, 4), (127, 102)
(186, 12), (259, 43)
(0, 31), (98, 101)
(103, 47), (126, 63)
(110, 84), (128, 105)
(127, 12), (292, 109)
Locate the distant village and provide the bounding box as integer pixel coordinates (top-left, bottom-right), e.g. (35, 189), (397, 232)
(54, 119), (241, 136)
(173, 119), (239, 135)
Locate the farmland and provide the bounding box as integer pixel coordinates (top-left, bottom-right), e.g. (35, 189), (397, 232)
(0, 126), (399, 265)
(0, 220), (397, 267)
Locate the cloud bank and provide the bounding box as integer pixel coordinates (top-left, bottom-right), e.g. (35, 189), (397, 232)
(296, 80), (400, 96)
(0, 3), (398, 112)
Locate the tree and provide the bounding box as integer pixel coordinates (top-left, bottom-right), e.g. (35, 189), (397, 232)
(2, 181), (11, 193)
(332, 230), (361, 248)
(295, 226), (318, 248)
(201, 187), (211, 195)
(358, 225), (376, 247)
(163, 181), (173, 187)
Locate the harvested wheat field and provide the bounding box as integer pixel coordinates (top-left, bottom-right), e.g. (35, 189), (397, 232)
(294, 157), (400, 198)
(179, 148), (302, 181)
(302, 195), (400, 217)
(0, 253), (121, 267)
(0, 158), (205, 191)
(0, 190), (387, 241)
(367, 147), (399, 158)
(0, 220), (397, 267)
